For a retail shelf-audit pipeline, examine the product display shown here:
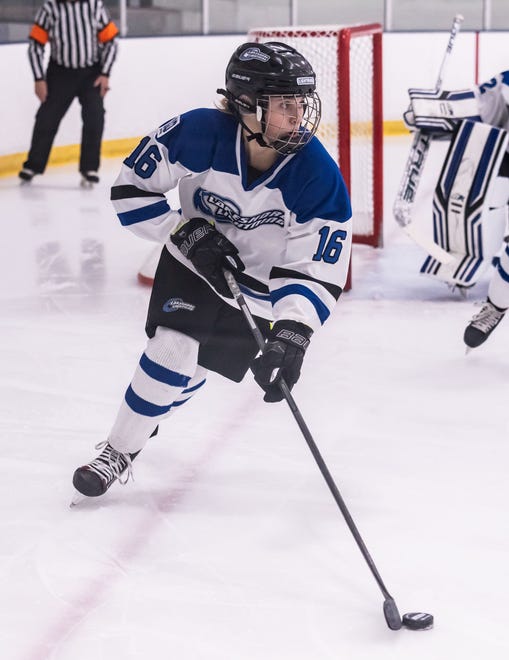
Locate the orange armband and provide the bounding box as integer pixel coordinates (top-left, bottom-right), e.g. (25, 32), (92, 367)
(98, 21), (119, 43)
(29, 24), (49, 45)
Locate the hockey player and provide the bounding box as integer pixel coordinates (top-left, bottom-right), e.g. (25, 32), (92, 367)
(72, 42), (352, 498)
(405, 70), (509, 349)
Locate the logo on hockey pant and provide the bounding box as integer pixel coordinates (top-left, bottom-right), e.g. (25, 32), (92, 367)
(193, 188), (285, 230)
(162, 297), (196, 313)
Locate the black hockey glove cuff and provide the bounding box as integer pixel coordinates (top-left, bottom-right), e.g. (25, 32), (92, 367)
(171, 217), (245, 298)
(251, 320), (313, 403)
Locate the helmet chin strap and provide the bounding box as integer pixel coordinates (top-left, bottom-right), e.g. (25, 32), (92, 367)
(217, 88), (272, 150)
(245, 131), (270, 148)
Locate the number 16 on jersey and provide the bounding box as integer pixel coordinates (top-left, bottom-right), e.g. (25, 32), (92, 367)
(312, 227), (347, 264)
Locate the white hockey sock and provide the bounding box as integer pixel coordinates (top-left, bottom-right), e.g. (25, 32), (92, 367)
(164, 365), (208, 417)
(108, 327), (200, 453)
(488, 243), (509, 310)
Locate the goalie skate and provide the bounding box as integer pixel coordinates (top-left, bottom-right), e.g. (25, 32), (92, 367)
(464, 301), (506, 349)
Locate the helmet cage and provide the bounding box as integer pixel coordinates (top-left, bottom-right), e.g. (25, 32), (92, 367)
(256, 91), (321, 155)
(223, 42), (322, 155)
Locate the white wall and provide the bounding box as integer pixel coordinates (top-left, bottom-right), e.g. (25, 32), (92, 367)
(385, 31), (509, 119)
(1, 31), (508, 157)
(0, 35), (242, 156)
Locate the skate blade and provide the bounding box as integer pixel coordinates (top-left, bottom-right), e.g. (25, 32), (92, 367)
(69, 490), (87, 508)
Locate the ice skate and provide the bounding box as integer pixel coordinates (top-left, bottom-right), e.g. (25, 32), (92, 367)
(18, 168), (35, 184)
(72, 441), (138, 499)
(80, 171), (99, 189)
(464, 301), (506, 350)
(445, 280), (475, 299)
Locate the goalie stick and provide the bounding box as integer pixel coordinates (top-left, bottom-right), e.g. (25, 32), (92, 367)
(223, 269), (433, 631)
(393, 14), (464, 264)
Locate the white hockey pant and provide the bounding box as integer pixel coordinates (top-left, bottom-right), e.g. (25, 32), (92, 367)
(108, 327), (207, 454)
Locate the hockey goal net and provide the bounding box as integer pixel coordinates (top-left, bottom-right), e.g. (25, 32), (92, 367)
(248, 24), (384, 249)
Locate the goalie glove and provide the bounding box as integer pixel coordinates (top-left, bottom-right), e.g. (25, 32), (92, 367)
(171, 217), (244, 298)
(251, 320), (312, 403)
(407, 87), (481, 134)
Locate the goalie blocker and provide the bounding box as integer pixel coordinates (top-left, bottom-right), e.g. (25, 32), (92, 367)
(420, 119), (509, 288)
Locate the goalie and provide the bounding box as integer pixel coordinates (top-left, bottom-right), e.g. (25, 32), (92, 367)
(405, 71), (509, 349)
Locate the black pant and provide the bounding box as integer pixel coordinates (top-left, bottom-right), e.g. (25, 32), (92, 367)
(24, 61), (105, 174)
(146, 248), (271, 382)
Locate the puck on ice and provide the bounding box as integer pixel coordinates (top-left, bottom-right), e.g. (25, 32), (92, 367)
(402, 612), (434, 630)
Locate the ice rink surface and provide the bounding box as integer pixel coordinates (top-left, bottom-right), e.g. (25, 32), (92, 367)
(1, 137), (508, 659)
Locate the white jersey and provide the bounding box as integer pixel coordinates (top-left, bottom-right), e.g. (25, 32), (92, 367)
(477, 70), (509, 133)
(111, 108), (352, 332)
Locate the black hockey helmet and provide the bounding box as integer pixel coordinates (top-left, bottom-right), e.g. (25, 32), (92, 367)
(225, 41), (317, 102)
(218, 41), (321, 155)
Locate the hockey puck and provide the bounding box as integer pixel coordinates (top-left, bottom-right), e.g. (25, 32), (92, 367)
(402, 612), (434, 630)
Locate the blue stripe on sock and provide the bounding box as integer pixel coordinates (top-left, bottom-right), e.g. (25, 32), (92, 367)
(172, 398), (190, 408)
(183, 378), (206, 394)
(125, 385), (172, 417)
(139, 353), (190, 388)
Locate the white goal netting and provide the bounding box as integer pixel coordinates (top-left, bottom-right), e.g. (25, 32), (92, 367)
(248, 24), (383, 247)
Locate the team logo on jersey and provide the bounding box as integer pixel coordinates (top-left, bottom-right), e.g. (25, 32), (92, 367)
(162, 297), (195, 313)
(157, 116), (180, 137)
(193, 188), (285, 230)
(239, 47), (270, 63)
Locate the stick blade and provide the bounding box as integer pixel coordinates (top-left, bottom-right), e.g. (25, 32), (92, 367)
(383, 597), (402, 630)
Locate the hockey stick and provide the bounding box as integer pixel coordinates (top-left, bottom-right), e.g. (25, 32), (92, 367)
(223, 269), (404, 630)
(393, 14), (464, 264)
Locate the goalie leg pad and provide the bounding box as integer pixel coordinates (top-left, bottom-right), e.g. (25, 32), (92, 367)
(421, 119), (509, 287)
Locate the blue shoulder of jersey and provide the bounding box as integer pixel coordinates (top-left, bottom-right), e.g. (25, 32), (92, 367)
(268, 137), (352, 224)
(479, 71), (509, 93)
(155, 108), (239, 175)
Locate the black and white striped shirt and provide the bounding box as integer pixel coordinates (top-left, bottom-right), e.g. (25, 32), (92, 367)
(28, 0), (118, 80)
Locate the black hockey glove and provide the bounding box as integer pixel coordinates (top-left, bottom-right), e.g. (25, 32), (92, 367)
(251, 320), (313, 403)
(170, 217), (244, 298)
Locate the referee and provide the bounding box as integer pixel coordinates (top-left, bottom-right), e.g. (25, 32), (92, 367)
(19, 0), (119, 186)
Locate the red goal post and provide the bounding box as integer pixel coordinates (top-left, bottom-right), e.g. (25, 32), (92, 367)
(247, 24), (384, 251)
